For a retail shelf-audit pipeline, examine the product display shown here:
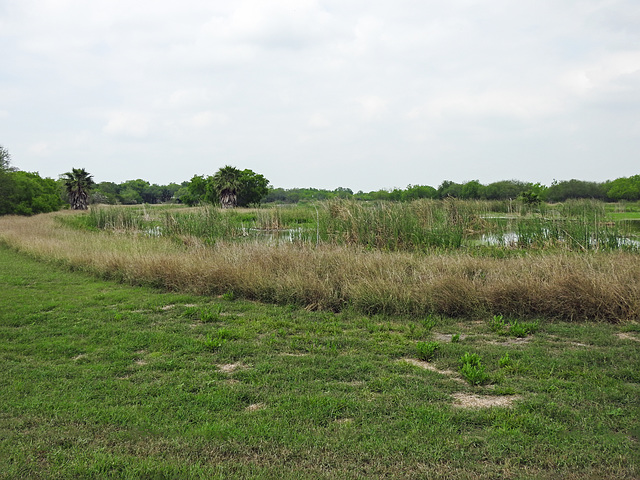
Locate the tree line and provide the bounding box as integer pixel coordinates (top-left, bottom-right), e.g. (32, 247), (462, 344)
(266, 178), (640, 204)
(1, 144), (639, 216)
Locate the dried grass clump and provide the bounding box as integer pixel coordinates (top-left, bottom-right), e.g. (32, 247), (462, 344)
(1, 212), (638, 322)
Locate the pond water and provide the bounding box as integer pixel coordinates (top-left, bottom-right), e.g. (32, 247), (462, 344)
(474, 231), (640, 248)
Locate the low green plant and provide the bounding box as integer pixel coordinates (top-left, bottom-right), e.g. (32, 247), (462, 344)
(460, 352), (482, 367)
(416, 341), (440, 361)
(182, 306), (200, 318)
(509, 320), (539, 338)
(451, 333), (461, 343)
(200, 305), (222, 323)
(489, 315), (539, 337)
(203, 328), (234, 351)
(499, 353), (511, 368)
(222, 291), (235, 301)
(459, 352), (489, 385)
(203, 333), (226, 351)
(460, 363), (489, 386)
(422, 315), (437, 332)
(489, 315), (506, 333)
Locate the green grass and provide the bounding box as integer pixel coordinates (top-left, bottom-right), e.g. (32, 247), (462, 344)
(1, 247), (639, 478)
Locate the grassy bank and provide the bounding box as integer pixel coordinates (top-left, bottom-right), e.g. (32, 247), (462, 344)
(1, 247), (639, 478)
(0, 212), (639, 321)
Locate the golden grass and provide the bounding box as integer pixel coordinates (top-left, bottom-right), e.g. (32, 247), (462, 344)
(1, 212), (638, 321)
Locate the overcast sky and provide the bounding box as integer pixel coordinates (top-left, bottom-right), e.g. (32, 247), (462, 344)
(1, 0), (639, 191)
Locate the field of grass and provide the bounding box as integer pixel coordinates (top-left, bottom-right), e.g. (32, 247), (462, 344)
(1, 247), (639, 478)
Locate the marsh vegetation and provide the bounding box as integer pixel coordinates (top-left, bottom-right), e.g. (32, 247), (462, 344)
(0, 199), (638, 322)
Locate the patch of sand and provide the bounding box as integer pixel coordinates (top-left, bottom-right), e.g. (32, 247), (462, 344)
(245, 403), (265, 412)
(401, 358), (465, 383)
(616, 332), (640, 342)
(488, 337), (530, 346)
(452, 393), (519, 409)
(434, 333), (468, 342)
(217, 362), (247, 373)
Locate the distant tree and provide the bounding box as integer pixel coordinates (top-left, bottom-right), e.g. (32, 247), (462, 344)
(437, 180), (463, 198)
(546, 179), (607, 202)
(518, 190), (542, 206)
(0, 145), (14, 172)
(92, 181), (119, 204)
(237, 169), (270, 207)
(402, 185), (437, 201)
(212, 166), (243, 208)
(181, 175), (208, 206)
(61, 168), (94, 210)
(0, 146), (16, 214)
(460, 180), (485, 199)
(606, 175), (640, 201)
(484, 180), (528, 200)
(333, 187), (353, 199)
(8, 171), (63, 215)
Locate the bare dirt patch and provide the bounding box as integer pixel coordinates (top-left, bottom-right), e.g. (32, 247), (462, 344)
(334, 418), (354, 424)
(401, 358), (465, 383)
(616, 332), (640, 342)
(217, 362), (248, 373)
(245, 403), (265, 412)
(434, 333), (468, 342)
(488, 337), (530, 346)
(452, 392), (520, 409)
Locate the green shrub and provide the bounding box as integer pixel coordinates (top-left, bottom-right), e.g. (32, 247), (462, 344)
(459, 352), (489, 385)
(498, 353), (511, 368)
(416, 341), (440, 361)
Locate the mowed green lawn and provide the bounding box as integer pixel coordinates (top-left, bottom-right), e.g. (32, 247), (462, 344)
(0, 246), (638, 479)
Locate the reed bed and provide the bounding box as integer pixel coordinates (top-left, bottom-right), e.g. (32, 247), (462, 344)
(76, 199), (639, 253)
(1, 211), (638, 322)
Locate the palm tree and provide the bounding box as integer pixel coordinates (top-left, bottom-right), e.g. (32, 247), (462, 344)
(62, 168), (94, 210)
(212, 166), (242, 208)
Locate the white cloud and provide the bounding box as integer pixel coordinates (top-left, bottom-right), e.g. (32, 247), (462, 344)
(308, 113), (331, 129)
(186, 111), (229, 128)
(357, 96), (389, 121)
(103, 111), (152, 138)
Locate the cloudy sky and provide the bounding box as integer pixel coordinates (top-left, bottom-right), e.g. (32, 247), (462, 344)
(1, 0), (639, 191)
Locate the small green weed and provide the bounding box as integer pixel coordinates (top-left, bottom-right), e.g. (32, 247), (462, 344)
(203, 328), (234, 351)
(498, 353), (511, 368)
(488, 315), (539, 337)
(509, 320), (538, 337)
(200, 305), (223, 323)
(422, 315), (438, 332)
(489, 315), (506, 333)
(451, 333), (461, 343)
(182, 306), (200, 318)
(416, 341), (440, 361)
(460, 352), (482, 367)
(459, 352), (489, 385)
(203, 334), (226, 351)
(222, 291), (235, 301)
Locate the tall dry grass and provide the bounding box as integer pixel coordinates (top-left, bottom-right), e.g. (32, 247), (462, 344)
(1, 211), (638, 321)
